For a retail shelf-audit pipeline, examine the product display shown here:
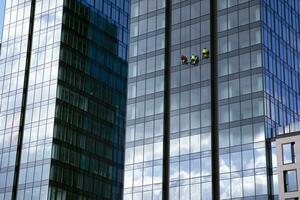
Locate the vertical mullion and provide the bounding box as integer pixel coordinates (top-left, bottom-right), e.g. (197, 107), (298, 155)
(162, 0), (171, 199)
(210, 0), (220, 200)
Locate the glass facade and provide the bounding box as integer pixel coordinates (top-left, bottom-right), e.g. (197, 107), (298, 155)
(262, 1), (300, 198)
(0, 0), (129, 199)
(125, 0), (300, 200)
(0, 1), (34, 199)
(262, 0), (300, 137)
(169, 0), (212, 199)
(16, 0), (63, 199)
(124, 0), (166, 199)
(217, 0), (268, 199)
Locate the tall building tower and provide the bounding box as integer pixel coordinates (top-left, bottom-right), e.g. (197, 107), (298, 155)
(124, 0), (300, 200)
(0, 0), (129, 199)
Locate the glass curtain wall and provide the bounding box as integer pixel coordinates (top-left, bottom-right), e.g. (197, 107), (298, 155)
(124, 0), (300, 199)
(0, 1), (34, 199)
(124, 0), (166, 199)
(261, 0), (300, 198)
(16, 0), (63, 199)
(169, 0), (212, 199)
(217, 0), (268, 199)
(1, 0), (129, 199)
(49, 0), (129, 199)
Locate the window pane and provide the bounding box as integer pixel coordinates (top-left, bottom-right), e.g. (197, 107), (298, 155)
(250, 28), (261, 45)
(131, 22), (138, 37)
(284, 170), (298, 192)
(228, 12), (238, 29)
(191, 89), (200, 106)
(239, 8), (249, 26)
(218, 58), (228, 76)
(231, 152), (242, 172)
(241, 100), (252, 119)
(253, 98), (263, 117)
(218, 15), (227, 31)
(220, 180), (231, 199)
(243, 150), (254, 170)
(243, 176), (255, 196)
(252, 74), (262, 92)
(240, 53), (250, 71)
(219, 82), (228, 99)
(230, 103), (240, 121)
(242, 124), (253, 144)
(251, 50), (262, 68)
(218, 0), (227, 10)
(219, 105), (229, 123)
(191, 111), (200, 129)
(201, 86), (210, 104)
(250, 5), (260, 22)
(218, 37), (227, 53)
(220, 154), (230, 173)
(239, 30), (249, 48)
(228, 33), (238, 51)
(131, 3), (139, 17)
(230, 127), (241, 145)
(219, 129), (229, 148)
(228, 56), (239, 74)
(240, 76), (251, 95)
(229, 79), (239, 97)
(283, 143), (295, 164)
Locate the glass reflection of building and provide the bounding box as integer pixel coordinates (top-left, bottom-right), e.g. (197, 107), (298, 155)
(124, 0), (300, 200)
(0, 0), (129, 199)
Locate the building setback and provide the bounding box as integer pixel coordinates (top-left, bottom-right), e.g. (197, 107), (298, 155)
(124, 0), (300, 200)
(0, 0), (129, 199)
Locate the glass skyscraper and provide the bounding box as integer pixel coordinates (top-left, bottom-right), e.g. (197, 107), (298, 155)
(0, 0), (129, 199)
(124, 0), (300, 200)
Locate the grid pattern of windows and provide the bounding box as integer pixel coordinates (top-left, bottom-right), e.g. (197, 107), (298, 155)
(15, 0), (63, 199)
(169, 0), (212, 199)
(0, 0), (33, 199)
(262, 0), (300, 199)
(124, 0), (300, 199)
(124, 0), (166, 199)
(124, 0), (299, 199)
(217, 0), (270, 199)
(1, 0), (129, 199)
(49, 0), (129, 199)
(261, 0), (300, 136)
